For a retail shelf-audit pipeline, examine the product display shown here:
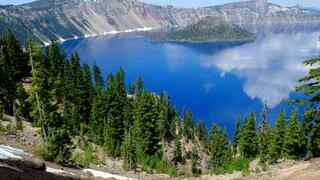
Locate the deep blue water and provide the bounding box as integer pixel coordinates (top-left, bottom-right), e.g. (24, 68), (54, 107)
(60, 32), (320, 136)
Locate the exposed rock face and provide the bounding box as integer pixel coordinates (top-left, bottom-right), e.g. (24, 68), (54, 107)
(0, 0), (319, 44)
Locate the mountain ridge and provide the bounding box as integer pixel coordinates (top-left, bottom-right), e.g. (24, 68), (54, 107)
(0, 0), (319, 44)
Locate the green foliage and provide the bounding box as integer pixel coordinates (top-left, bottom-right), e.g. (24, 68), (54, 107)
(137, 153), (177, 176)
(0, 29), (29, 116)
(71, 144), (95, 167)
(258, 105), (271, 164)
(303, 108), (320, 157)
(93, 63), (103, 88)
(232, 119), (242, 157)
(173, 138), (184, 165)
(5, 121), (17, 135)
(189, 148), (201, 176)
(154, 16), (254, 43)
(269, 111), (286, 163)
(2, 30), (319, 177)
(132, 92), (161, 155)
(183, 110), (194, 139)
(41, 128), (71, 164)
(240, 113), (258, 159)
(208, 124), (232, 174)
(295, 55), (320, 158)
(284, 109), (305, 159)
(226, 158), (250, 173)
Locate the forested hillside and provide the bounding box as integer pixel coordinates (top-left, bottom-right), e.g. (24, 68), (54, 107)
(1, 30), (320, 177)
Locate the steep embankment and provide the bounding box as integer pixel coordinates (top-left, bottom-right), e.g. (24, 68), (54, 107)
(0, 0), (320, 44)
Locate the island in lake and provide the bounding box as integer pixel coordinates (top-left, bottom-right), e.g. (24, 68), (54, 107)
(151, 16), (256, 43)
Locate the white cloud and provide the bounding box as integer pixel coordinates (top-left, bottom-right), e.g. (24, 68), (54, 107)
(202, 33), (319, 107)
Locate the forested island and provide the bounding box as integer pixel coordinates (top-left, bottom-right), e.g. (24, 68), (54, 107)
(152, 16), (255, 43)
(1, 30), (320, 178)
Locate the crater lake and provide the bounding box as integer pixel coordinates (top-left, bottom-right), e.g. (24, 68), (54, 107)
(60, 32), (320, 135)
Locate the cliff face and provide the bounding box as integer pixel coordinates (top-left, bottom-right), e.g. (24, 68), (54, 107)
(1, 0), (319, 44)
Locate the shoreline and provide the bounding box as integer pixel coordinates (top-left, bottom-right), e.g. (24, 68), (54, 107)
(43, 27), (155, 46)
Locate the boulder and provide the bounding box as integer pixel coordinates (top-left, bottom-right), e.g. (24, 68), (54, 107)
(21, 156), (46, 171)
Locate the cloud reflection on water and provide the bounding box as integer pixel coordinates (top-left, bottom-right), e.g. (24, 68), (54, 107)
(202, 33), (320, 107)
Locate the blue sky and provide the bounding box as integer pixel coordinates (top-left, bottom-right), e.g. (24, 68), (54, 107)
(0, 0), (319, 8)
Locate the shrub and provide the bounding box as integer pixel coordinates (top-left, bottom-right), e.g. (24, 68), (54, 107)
(71, 144), (95, 167)
(5, 122), (17, 135)
(226, 158), (250, 172)
(137, 152), (177, 176)
(37, 128), (71, 164)
(16, 119), (23, 131)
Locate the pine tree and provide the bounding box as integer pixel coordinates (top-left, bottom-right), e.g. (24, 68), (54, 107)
(190, 147), (201, 175)
(303, 107), (320, 158)
(27, 38), (48, 127)
(122, 127), (136, 170)
(0, 30), (29, 115)
(240, 113), (258, 159)
(269, 110), (286, 163)
(81, 64), (94, 124)
(132, 92), (161, 156)
(173, 137), (183, 165)
(232, 119), (242, 157)
(208, 124), (231, 173)
(93, 63), (103, 89)
(295, 55), (320, 158)
(103, 69), (128, 157)
(284, 109), (304, 159)
(45, 42), (65, 94)
(89, 66), (106, 144)
(195, 120), (207, 143)
(258, 105), (271, 164)
(133, 76), (144, 96)
(183, 110), (193, 139)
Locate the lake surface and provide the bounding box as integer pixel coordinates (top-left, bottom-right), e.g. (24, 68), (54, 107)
(60, 32), (320, 135)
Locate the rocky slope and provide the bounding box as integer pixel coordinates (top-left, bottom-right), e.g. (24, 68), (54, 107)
(0, 0), (320, 44)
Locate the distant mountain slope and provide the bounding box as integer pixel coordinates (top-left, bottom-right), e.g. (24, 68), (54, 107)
(153, 16), (255, 43)
(0, 0), (319, 44)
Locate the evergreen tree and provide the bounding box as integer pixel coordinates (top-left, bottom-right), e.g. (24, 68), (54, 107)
(284, 109), (304, 159)
(133, 76), (144, 96)
(93, 63), (103, 89)
(240, 113), (258, 159)
(269, 110), (286, 163)
(27, 39), (48, 127)
(0, 30), (28, 115)
(15, 83), (30, 120)
(122, 127), (136, 170)
(81, 64), (94, 124)
(104, 69), (128, 157)
(303, 107), (320, 157)
(45, 42), (65, 104)
(208, 124), (231, 173)
(195, 120), (207, 143)
(132, 92), (161, 156)
(173, 137), (183, 165)
(89, 66), (106, 144)
(183, 110), (193, 139)
(232, 119), (242, 157)
(257, 105), (271, 164)
(296, 55), (320, 158)
(190, 147), (201, 175)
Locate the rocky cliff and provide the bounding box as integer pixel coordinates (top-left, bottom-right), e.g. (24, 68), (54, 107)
(1, 0), (319, 44)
